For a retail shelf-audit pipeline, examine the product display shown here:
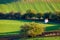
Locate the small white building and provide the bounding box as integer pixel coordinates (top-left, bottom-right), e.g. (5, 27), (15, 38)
(44, 18), (49, 23)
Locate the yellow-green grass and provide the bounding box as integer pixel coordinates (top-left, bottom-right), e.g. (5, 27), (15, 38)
(0, 20), (59, 35)
(0, 0), (60, 13)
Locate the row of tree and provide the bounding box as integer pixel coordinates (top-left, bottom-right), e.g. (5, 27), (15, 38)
(0, 10), (60, 21)
(0, 12), (21, 20)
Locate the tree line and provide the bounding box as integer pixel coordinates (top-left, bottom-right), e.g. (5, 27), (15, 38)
(0, 10), (60, 21)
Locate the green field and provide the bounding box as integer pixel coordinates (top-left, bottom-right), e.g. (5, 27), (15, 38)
(0, 0), (60, 40)
(0, 0), (60, 13)
(0, 20), (60, 35)
(0, 20), (60, 40)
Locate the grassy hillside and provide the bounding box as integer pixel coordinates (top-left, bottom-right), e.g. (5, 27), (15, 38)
(0, 20), (60, 35)
(0, 0), (60, 13)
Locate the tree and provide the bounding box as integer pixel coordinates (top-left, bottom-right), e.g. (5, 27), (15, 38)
(0, 12), (5, 19)
(14, 12), (21, 20)
(5, 11), (14, 19)
(21, 9), (36, 19)
(26, 9), (36, 19)
(50, 12), (60, 21)
(43, 12), (51, 19)
(21, 13), (27, 19)
(36, 13), (43, 19)
(55, 11), (60, 21)
(50, 13), (56, 20)
(20, 22), (45, 37)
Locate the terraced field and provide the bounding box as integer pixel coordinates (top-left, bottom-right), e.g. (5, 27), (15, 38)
(0, 0), (60, 13)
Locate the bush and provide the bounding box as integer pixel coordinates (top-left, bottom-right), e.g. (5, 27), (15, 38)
(20, 22), (45, 37)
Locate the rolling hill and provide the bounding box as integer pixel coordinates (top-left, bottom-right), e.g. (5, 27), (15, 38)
(0, 0), (60, 13)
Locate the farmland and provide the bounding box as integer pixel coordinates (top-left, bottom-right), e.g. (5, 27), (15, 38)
(0, 0), (60, 40)
(0, 20), (60, 35)
(0, 0), (60, 13)
(0, 20), (60, 40)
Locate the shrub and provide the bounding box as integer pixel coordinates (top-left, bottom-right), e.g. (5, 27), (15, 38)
(20, 22), (45, 37)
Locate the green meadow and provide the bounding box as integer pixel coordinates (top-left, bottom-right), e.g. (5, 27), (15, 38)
(0, 20), (60, 35)
(0, 20), (60, 40)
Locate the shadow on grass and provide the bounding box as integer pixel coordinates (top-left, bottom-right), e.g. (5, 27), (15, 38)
(0, 31), (20, 37)
(17, 19), (60, 24)
(45, 25), (60, 32)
